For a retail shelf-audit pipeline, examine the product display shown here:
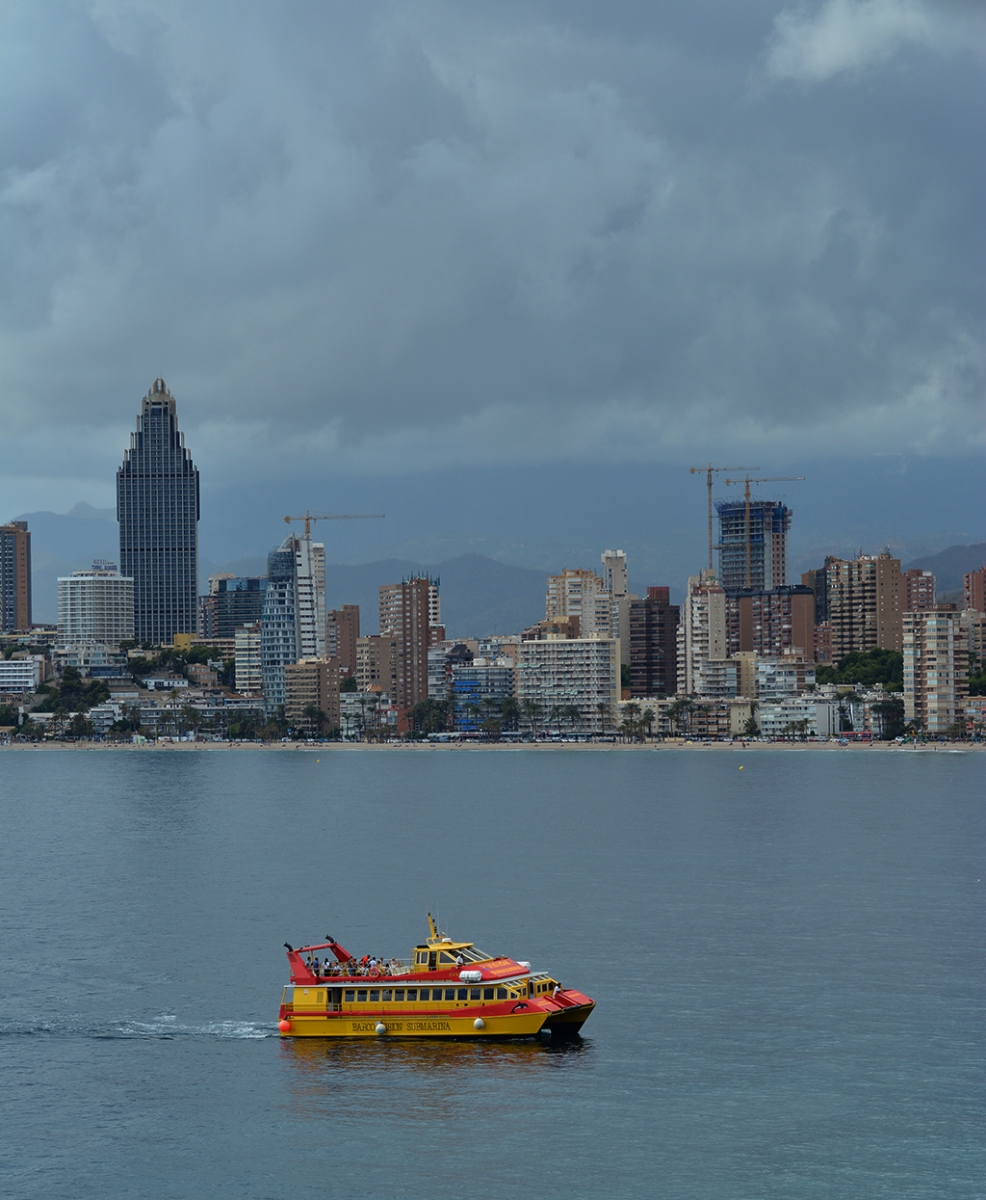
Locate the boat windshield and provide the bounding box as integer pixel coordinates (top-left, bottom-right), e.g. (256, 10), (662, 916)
(457, 947), (492, 963)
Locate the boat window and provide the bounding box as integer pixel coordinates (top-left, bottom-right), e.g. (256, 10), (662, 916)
(438, 952), (458, 965)
(382, 990), (392, 1002)
(419, 988), (430, 1001)
(458, 947), (492, 963)
(496, 988), (508, 999)
(369, 990), (380, 1002)
(357, 990), (367, 1002)
(457, 988), (468, 1001)
(415, 952), (428, 965)
(406, 989), (417, 1001)
(394, 990), (405, 1001)
(483, 988), (494, 1000)
(281, 988), (294, 1003)
(470, 988), (481, 1000)
(344, 990), (355, 1002)
(444, 989), (456, 1001)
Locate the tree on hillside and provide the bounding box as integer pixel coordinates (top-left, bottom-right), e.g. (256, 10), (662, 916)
(816, 649), (903, 690)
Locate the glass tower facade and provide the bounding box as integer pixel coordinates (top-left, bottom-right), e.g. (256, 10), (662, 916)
(117, 379), (200, 645)
(259, 534), (325, 711)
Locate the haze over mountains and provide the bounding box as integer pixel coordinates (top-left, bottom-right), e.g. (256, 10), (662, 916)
(13, 499), (986, 635)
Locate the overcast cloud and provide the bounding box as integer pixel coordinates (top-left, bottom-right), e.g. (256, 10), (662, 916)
(0, 0), (982, 513)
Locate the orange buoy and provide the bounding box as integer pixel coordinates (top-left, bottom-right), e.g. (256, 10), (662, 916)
(278, 1019), (292, 1033)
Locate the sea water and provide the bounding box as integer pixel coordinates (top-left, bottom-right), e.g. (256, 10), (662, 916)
(0, 748), (982, 1199)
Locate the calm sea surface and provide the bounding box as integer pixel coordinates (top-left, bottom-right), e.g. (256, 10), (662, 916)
(1, 748), (982, 1199)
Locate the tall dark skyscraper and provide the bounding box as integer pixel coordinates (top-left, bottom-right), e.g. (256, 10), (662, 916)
(117, 379), (200, 644)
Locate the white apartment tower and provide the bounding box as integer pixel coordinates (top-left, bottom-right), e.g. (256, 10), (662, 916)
(546, 568), (613, 637)
(903, 610), (967, 735)
(601, 549), (632, 665)
(677, 570), (727, 696)
(57, 561), (134, 645)
(260, 532), (326, 708)
(516, 636), (620, 735)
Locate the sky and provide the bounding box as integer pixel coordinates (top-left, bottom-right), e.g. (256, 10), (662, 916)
(1, 0), (983, 574)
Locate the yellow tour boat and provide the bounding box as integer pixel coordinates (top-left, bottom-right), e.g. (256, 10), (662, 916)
(277, 915), (594, 1039)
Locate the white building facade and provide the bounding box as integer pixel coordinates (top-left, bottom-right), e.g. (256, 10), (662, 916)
(758, 697), (838, 738)
(0, 656), (43, 695)
(903, 610), (967, 735)
(677, 570), (727, 695)
(516, 636), (619, 735)
(235, 622), (262, 695)
(57, 561), (134, 646)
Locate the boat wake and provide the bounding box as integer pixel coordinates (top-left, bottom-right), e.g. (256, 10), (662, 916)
(1, 1013), (274, 1040)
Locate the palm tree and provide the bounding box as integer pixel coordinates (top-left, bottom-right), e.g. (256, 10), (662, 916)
(302, 703), (327, 738)
(558, 703), (581, 737)
(642, 707), (656, 740)
(501, 696), (520, 733)
(520, 698), (542, 738)
(666, 697), (694, 737)
(741, 700), (759, 739)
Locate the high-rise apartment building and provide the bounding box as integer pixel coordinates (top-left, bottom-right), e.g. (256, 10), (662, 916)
(901, 569), (936, 612)
(117, 379), (199, 644)
(326, 605), (360, 676)
(235, 622), (262, 695)
(356, 633), (401, 697)
(903, 610), (967, 735)
(801, 562), (832, 622)
(677, 570), (727, 695)
(451, 658), (515, 731)
(0, 520), (32, 631)
(963, 565), (986, 613)
(601, 550), (632, 664)
(57, 561), (134, 645)
(259, 532), (325, 709)
(379, 577), (440, 711)
(724, 586), (815, 659)
(715, 499), (791, 592)
(546, 568), (613, 637)
(284, 657), (341, 732)
(628, 587), (679, 697)
(826, 552), (902, 659)
(516, 636), (619, 735)
(199, 575), (267, 639)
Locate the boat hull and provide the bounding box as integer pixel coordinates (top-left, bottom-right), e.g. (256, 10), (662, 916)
(280, 1010), (548, 1039)
(542, 1001), (595, 1036)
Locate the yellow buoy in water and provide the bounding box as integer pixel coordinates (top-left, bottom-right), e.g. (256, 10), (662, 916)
(739, 765), (744, 770)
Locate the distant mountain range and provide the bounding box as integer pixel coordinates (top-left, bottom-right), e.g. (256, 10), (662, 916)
(903, 543), (986, 593)
(13, 505), (552, 634)
(14, 501), (984, 631)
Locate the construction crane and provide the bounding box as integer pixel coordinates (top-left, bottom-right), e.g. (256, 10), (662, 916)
(723, 475), (805, 588)
(689, 464), (761, 572)
(283, 511), (385, 538)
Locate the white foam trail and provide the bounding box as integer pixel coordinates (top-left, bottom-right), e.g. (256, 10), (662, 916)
(0, 1014), (274, 1040)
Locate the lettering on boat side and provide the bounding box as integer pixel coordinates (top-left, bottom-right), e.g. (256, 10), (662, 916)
(406, 1021), (451, 1032)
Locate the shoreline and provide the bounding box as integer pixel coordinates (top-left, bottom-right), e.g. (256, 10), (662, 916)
(1, 739), (981, 752)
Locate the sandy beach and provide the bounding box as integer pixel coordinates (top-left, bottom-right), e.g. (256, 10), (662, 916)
(2, 739), (981, 752)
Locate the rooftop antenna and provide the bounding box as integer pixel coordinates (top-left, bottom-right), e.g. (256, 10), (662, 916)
(690, 464), (761, 572)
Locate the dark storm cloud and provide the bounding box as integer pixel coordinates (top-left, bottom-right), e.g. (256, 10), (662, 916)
(0, 0), (982, 510)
